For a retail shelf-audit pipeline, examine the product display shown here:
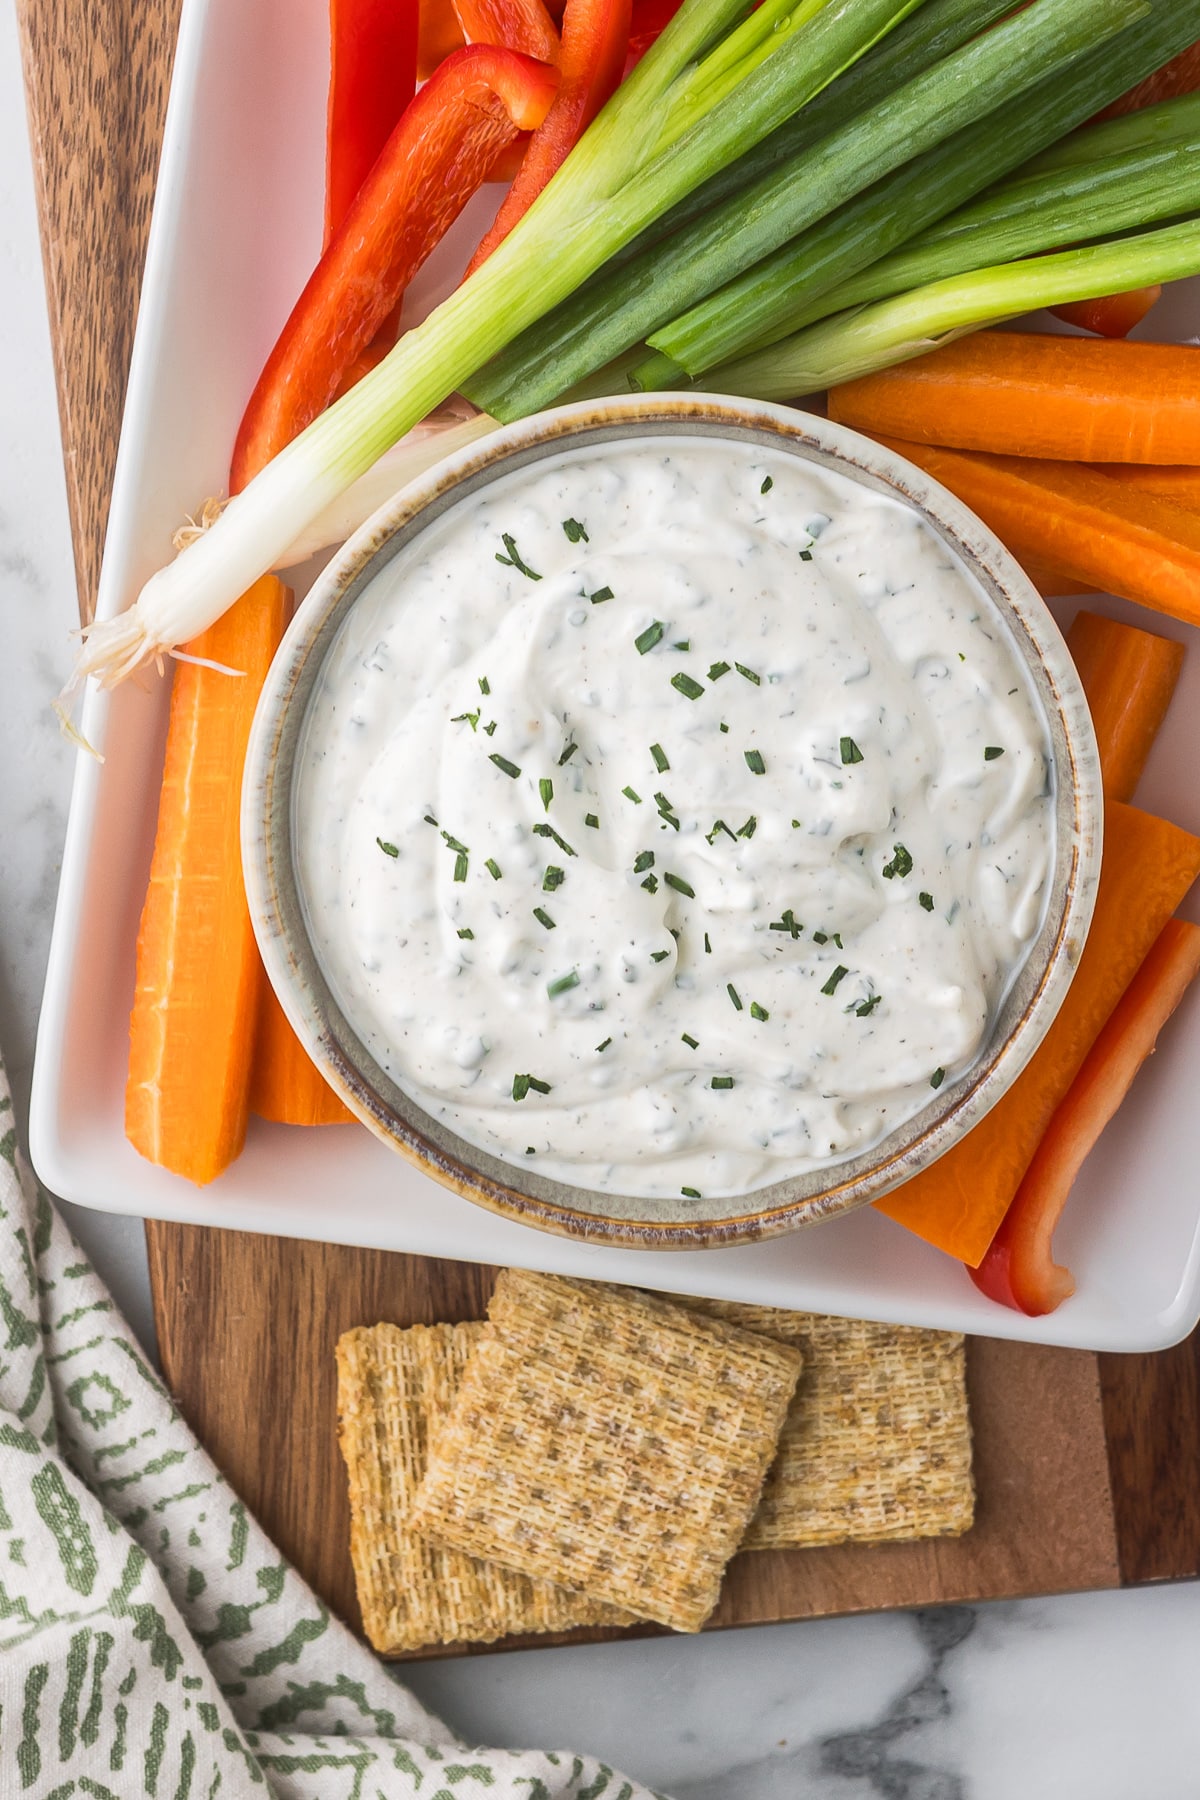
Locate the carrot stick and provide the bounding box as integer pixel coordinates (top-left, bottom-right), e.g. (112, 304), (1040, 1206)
(875, 802), (1200, 1264)
(827, 332), (1200, 463)
(1066, 610), (1184, 804)
(126, 576), (289, 1184)
(1022, 562), (1097, 599)
(250, 985), (355, 1126)
(870, 437), (1200, 630)
(970, 918), (1200, 1315)
(1095, 463), (1200, 508)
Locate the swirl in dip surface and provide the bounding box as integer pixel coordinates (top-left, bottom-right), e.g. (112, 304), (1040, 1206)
(295, 435), (1053, 1200)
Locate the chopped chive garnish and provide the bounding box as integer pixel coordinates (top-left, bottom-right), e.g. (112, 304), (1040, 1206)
(562, 518), (588, 543)
(792, 819), (802, 829)
(682, 1033), (699, 1049)
(496, 534), (541, 580)
(622, 785), (642, 804)
(490, 753), (520, 778)
(478, 676), (490, 695)
(704, 932), (712, 954)
(486, 858), (502, 881)
(760, 476), (773, 494)
(596, 1037), (613, 1052)
(441, 831), (468, 854)
(423, 813), (438, 827)
(547, 969), (580, 997)
(674, 640), (690, 651)
(453, 853), (468, 882)
(770, 909), (802, 937)
(634, 851), (655, 873)
(533, 907), (556, 930)
(539, 777), (554, 812)
(707, 819), (736, 845)
(856, 993), (882, 1017)
(727, 983), (743, 1012)
(671, 672), (705, 700)
(650, 743), (669, 773)
(711, 1076), (735, 1090)
(737, 815), (757, 839)
(813, 931), (828, 945)
(682, 1186), (702, 1199)
(651, 949), (671, 963)
(588, 585), (614, 604)
(840, 736), (863, 765)
(376, 838), (399, 858)
(543, 866), (565, 891)
(919, 891), (934, 911)
(930, 1067), (946, 1089)
(708, 660), (730, 681)
(719, 723), (729, 734)
(735, 663), (760, 685)
(833, 932), (843, 948)
(799, 548), (813, 562)
(750, 1001), (769, 1021)
(821, 964), (850, 996)
(585, 812), (600, 828)
(526, 1146), (536, 1155)
(882, 843), (914, 880)
(635, 620), (665, 655)
(451, 710), (480, 730)
(664, 872), (695, 897)
(984, 745), (1006, 761)
(558, 741), (578, 765)
(484, 720), (498, 736)
(641, 874), (659, 893)
(532, 822), (577, 856)
(654, 791), (680, 828)
(457, 927), (474, 939)
(512, 1072), (551, 1100)
(744, 748), (766, 775)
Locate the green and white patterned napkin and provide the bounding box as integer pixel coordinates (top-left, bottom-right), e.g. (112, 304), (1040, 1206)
(0, 1062), (663, 1799)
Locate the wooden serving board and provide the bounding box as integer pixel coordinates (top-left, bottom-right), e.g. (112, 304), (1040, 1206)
(18, 0), (1200, 1654)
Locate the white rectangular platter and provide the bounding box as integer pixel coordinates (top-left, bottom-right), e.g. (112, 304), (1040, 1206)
(28, 0), (1200, 1352)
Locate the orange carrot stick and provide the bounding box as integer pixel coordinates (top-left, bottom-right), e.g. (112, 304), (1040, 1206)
(828, 332), (1200, 464)
(875, 803), (1200, 1264)
(1095, 463), (1200, 509)
(1021, 562), (1097, 599)
(870, 437), (1200, 631)
(126, 576), (289, 1184)
(970, 918), (1200, 1314)
(1066, 610), (1184, 804)
(250, 985), (355, 1126)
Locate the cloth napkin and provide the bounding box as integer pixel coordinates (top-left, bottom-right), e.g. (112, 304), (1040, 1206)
(0, 1059), (663, 1799)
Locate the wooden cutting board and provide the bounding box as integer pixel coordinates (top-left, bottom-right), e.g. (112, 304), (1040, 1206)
(17, 0), (1200, 1655)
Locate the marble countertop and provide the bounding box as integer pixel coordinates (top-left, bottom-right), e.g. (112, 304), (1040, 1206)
(5, 10), (1200, 1793)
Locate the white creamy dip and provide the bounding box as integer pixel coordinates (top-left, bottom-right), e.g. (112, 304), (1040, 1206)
(295, 435), (1053, 1199)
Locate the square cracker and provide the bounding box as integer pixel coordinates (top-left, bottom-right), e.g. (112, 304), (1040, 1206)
(682, 1300), (973, 1549)
(409, 1270), (803, 1632)
(336, 1320), (630, 1654)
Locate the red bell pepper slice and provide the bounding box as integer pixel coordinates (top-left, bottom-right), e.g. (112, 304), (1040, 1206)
(231, 45), (558, 491)
(419, 0), (467, 80)
(455, 0), (561, 62)
(970, 918), (1200, 1316)
(465, 0), (631, 273)
(1052, 287), (1163, 339)
(325, 0), (419, 246)
(624, 0), (681, 73)
(1101, 39), (1200, 119)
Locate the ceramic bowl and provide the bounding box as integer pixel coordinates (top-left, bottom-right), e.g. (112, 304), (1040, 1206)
(241, 393), (1102, 1251)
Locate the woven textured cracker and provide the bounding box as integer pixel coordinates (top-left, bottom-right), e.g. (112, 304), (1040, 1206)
(681, 1299), (973, 1549)
(336, 1321), (629, 1654)
(409, 1271), (802, 1632)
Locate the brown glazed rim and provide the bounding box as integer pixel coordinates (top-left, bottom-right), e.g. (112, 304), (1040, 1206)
(242, 394), (1102, 1251)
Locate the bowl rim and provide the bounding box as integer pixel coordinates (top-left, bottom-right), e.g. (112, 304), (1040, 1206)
(241, 392), (1102, 1251)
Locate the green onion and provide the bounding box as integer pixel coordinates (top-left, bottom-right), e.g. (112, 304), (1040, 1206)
(760, 476), (773, 493)
(533, 821), (577, 856)
(634, 850), (655, 873)
(451, 710), (480, 730)
(585, 812), (600, 828)
(453, 852), (468, 883)
(596, 1037), (613, 1052)
(486, 858), (503, 880)
(533, 907), (556, 930)
(919, 890), (934, 910)
(589, 585), (615, 604)
(540, 776), (554, 810)
(984, 745), (1005, 761)
(727, 983), (743, 1011)
(512, 1073), (552, 1100)
(543, 866), (565, 890)
(547, 970), (581, 997)
(457, 927), (474, 939)
(651, 743), (670, 772)
(735, 663), (760, 685)
(882, 843), (914, 880)
(930, 1067), (946, 1089)
(682, 1032), (699, 1048)
(376, 838), (399, 858)
(744, 748), (766, 775)
(651, 949), (671, 962)
(715, 218), (1200, 398)
(750, 1001), (769, 1020)
(821, 964), (850, 995)
(664, 872), (695, 897)
(707, 819), (736, 844)
(623, 785), (643, 804)
(559, 741), (579, 765)
(708, 660), (731, 680)
(770, 909), (802, 936)
(671, 672), (705, 700)
(682, 1186), (702, 1198)
(636, 620), (666, 654)
(856, 992), (882, 1016)
(563, 518), (589, 542)
(711, 1076), (735, 1090)
(642, 873), (659, 892)
(841, 736), (863, 765)
(496, 533), (541, 580)
(490, 753), (520, 779)
(478, 676), (491, 695)
(737, 815), (757, 839)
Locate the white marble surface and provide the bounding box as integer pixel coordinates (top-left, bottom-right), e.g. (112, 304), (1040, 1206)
(5, 8), (1200, 1793)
